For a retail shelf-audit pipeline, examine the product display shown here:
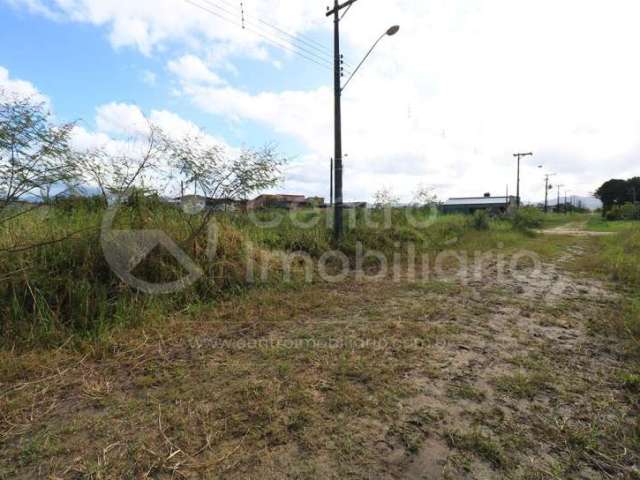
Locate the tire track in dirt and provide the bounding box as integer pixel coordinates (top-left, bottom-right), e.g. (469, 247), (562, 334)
(375, 244), (633, 479)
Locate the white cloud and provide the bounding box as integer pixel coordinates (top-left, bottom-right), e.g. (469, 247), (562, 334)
(95, 102), (149, 136)
(5, 0), (60, 19)
(5, 0), (326, 57)
(167, 54), (224, 86)
(0, 66), (49, 104)
(72, 102), (239, 197)
(92, 102), (230, 147)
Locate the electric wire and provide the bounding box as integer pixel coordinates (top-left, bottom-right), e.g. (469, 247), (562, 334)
(200, 0), (353, 70)
(185, 0), (352, 74)
(214, 0), (338, 62)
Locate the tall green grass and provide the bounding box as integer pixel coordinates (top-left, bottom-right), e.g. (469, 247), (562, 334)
(0, 203), (538, 349)
(574, 224), (640, 357)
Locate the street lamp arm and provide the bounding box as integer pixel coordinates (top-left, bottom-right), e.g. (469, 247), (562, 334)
(341, 32), (386, 93)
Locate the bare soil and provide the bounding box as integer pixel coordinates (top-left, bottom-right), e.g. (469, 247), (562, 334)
(539, 222), (615, 237)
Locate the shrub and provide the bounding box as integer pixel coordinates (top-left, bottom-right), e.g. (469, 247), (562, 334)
(605, 205), (624, 221)
(470, 210), (490, 230)
(0, 205), (481, 348)
(605, 203), (640, 221)
(620, 203), (640, 220)
(509, 207), (544, 231)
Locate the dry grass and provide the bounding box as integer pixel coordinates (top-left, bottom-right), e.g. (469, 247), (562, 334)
(2, 221), (640, 479)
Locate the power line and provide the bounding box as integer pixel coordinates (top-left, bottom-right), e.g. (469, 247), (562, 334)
(215, 0), (341, 63)
(185, 0), (351, 73)
(200, 0), (351, 70)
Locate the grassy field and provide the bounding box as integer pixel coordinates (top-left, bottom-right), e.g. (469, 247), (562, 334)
(1, 205), (640, 478)
(586, 216), (640, 232)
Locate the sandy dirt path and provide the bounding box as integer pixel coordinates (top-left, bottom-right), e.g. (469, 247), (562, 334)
(539, 221), (615, 237)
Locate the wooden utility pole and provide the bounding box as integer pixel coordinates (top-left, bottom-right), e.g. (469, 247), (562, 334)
(330, 157), (334, 206)
(544, 173), (555, 213)
(514, 152), (533, 208)
(556, 184), (564, 213)
(327, 0), (357, 241)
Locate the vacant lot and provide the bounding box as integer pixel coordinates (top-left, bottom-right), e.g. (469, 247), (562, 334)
(1, 218), (639, 479)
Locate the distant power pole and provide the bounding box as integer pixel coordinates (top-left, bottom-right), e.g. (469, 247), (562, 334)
(556, 184), (564, 213)
(543, 174), (555, 213)
(514, 152), (533, 208)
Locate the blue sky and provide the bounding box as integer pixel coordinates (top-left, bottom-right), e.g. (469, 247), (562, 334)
(2, 0), (640, 203)
(0, 0), (326, 154)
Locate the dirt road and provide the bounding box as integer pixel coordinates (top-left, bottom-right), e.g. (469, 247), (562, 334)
(1, 235), (637, 479)
(539, 222), (615, 237)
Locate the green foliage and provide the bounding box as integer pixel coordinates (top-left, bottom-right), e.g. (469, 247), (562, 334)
(51, 195), (110, 212)
(508, 207), (544, 231)
(575, 225), (640, 357)
(470, 210), (490, 230)
(0, 205), (457, 347)
(595, 177), (640, 213)
(0, 203), (540, 349)
(0, 93), (77, 210)
(605, 203), (640, 221)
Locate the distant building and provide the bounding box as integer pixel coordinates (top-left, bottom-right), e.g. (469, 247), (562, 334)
(248, 194), (325, 210)
(171, 194), (326, 212)
(172, 195), (246, 212)
(441, 193), (516, 215)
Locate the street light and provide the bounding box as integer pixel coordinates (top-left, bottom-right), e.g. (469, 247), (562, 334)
(341, 25), (400, 92)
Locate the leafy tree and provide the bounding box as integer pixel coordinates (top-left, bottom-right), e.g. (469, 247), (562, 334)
(412, 183), (438, 206)
(628, 177), (640, 204)
(595, 179), (629, 212)
(161, 132), (285, 202)
(161, 131), (286, 243)
(0, 92), (77, 220)
(595, 177), (640, 214)
(374, 187), (400, 208)
(75, 122), (165, 207)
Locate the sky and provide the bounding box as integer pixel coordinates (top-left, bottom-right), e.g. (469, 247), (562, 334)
(1, 0), (639, 204)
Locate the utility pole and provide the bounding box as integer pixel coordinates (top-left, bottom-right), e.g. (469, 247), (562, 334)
(543, 173), (556, 213)
(326, 0), (398, 241)
(327, 0), (356, 241)
(330, 158), (334, 206)
(556, 184), (564, 213)
(514, 152), (533, 208)
(544, 175), (550, 213)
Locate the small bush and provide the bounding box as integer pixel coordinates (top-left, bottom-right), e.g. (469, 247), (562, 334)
(605, 203), (640, 221)
(605, 206), (623, 221)
(470, 210), (490, 230)
(509, 207), (544, 231)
